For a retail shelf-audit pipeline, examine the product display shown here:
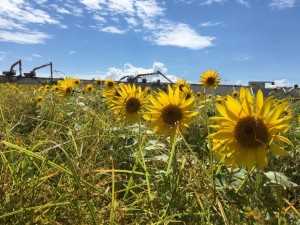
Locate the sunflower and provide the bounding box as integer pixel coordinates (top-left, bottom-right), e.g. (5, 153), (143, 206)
(200, 70), (220, 88)
(57, 78), (76, 96)
(277, 99), (293, 119)
(144, 86), (198, 135)
(103, 83), (122, 100)
(105, 80), (115, 89)
(109, 84), (147, 123)
(96, 79), (103, 86)
(84, 84), (94, 93)
(58, 77), (79, 87)
(209, 88), (292, 169)
(232, 90), (239, 98)
(174, 79), (194, 100)
(36, 96), (43, 103)
(174, 79), (189, 92)
(73, 79), (80, 86)
(52, 85), (60, 92)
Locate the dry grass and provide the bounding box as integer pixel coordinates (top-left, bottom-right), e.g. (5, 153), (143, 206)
(0, 83), (299, 225)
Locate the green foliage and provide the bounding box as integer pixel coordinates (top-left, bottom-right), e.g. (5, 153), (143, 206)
(0, 83), (299, 225)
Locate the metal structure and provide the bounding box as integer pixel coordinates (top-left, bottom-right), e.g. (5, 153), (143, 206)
(119, 71), (173, 84)
(2, 60), (22, 77)
(248, 81), (275, 89)
(24, 62), (53, 81)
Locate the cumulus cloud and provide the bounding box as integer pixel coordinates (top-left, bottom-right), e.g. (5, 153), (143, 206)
(150, 23), (215, 50)
(103, 62), (179, 82)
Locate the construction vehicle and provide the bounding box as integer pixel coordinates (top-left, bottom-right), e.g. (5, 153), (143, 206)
(119, 71), (173, 84)
(24, 62), (53, 81)
(2, 60), (22, 77)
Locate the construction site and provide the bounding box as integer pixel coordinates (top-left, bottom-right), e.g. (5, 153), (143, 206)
(1, 59), (299, 97)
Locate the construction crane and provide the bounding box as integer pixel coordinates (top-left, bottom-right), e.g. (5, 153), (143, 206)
(2, 60), (22, 77)
(24, 62), (53, 81)
(119, 71), (173, 84)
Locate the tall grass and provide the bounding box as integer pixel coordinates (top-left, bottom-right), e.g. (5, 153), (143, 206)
(0, 83), (299, 225)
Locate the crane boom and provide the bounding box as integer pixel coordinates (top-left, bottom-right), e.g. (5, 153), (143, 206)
(2, 60), (22, 76)
(24, 62), (53, 81)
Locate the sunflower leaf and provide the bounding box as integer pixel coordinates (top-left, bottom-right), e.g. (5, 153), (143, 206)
(264, 171), (298, 189)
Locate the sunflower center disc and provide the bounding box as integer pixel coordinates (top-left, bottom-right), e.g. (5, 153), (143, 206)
(115, 90), (121, 97)
(107, 82), (114, 87)
(66, 87), (72, 94)
(206, 77), (216, 86)
(162, 105), (183, 125)
(179, 84), (185, 91)
(234, 116), (269, 148)
(126, 97), (141, 113)
(185, 93), (191, 99)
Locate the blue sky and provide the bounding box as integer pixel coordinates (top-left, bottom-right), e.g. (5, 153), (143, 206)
(0, 0), (299, 85)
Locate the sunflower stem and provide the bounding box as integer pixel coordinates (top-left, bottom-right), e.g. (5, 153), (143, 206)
(236, 166), (255, 194)
(166, 133), (178, 176)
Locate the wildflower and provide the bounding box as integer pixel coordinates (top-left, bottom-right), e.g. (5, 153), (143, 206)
(174, 79), (194, 100)
(105, 80), (115, 89)
(95, 79), (104, 86)
(209, 88), (292, 169)
(232, 90), (239, 98)
(84, 84), (94, 93)
(57, 78), (76, 96)
(36, 96), (43, 103)
(200, 70), (220, 88)
(174, 79), (189, 92)
(109, 84), (147, 123)
(144, 86), (198, 135)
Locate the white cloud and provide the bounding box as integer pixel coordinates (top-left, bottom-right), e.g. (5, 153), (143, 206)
(93, 14), (106, 22)
(104, 62), (179, 82)
(0, 0), (59, 25)
(107, 0), (135, 15)
(0, 0), (60, 44)
(200, 0), (226, 5)
(236, 0), (250, 7)
(0, 30), (50, 44)
(0, 0), (215, 49)
(200, 21), (222, 27)
(180, 0), (249, 7)
(79, 0), (214, 50)
(80, 0), (104, 10)
(0, 17), (27, 30)
(266, 79), (291, 88)
(69, 50), (77, 55)
(270, 0), (296, 9)
(151, 23), (215, 50)
(32, 53), (42, 58)
(51, 5), (72, 15)
(101, 26), (126, 34)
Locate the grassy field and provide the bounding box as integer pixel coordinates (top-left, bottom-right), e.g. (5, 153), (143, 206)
(0, 81), (299, 225)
